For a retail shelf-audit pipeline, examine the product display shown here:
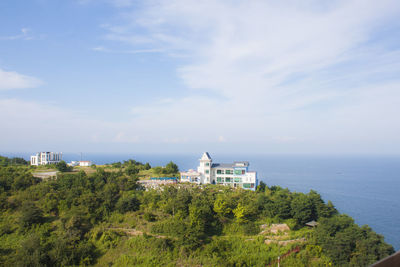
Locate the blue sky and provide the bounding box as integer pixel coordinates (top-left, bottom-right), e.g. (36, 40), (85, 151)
(1, 0), (400, 154)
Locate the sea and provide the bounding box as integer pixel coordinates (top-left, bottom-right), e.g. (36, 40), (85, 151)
(8, 152), (400, 251)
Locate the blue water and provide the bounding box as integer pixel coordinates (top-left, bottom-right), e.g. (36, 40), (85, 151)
(6, 152), (400, 250)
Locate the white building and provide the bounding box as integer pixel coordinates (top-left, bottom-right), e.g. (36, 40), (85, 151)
(79, 161), (92, 167)
(30, 152), (62, 166)
(180, 152), (258, 190)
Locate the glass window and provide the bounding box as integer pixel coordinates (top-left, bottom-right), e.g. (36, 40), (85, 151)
(205, 163), (210, 166)
(225, 170), (232, 175)
(217, 177), (222, 182)
(205, 170), (209, 174)
(242, 170), (245, 174)
(234, 169), (242, 175)
(217, 170), (222, 174)
(234, 177), (242, 183)
(225, 177), (231, 183)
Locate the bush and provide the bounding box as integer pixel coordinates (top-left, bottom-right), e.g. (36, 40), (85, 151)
(19, 202), (44, 228)
(116, 195), (140, 213)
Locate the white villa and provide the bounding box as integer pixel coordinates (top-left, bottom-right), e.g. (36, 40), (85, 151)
(180, 152), (258, 190)
(30, 152), (62, 166)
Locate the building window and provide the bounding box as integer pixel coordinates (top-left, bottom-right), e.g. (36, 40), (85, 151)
(205, 170), (209, 174)
(234, 170), (240, 175)
(234, 177), (242, 183)
(205, 163), (210, 166)
(225, 170), (232, 175)
(217, 177), (223, 182)
(243, 183), (251, 188)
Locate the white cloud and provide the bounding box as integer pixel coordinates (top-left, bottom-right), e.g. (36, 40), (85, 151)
(92, 0), (400, 153)
(0, 69), (42, 90)
(4, 0), (398, 154)
(0, 28), (33, 41)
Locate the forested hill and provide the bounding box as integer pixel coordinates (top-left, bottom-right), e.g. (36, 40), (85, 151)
(0, 157), (394, 266)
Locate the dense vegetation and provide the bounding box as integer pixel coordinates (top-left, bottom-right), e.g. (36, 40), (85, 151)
(0, 156), (394, 266)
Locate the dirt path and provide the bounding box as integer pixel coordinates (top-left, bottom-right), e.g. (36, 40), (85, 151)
(107, 228), (173, 239)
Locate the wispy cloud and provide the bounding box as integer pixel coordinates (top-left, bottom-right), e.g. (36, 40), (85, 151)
(6, 0), (398, 153)
(0, 28), (34, 41)
(92, 45), (163, 54)
(0, 69), (42, 90)
(94, 0), (400, 152)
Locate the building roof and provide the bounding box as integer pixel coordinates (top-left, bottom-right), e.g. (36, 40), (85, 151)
(211, 163), (233, 168)
(200, 152), (212, 161)
(211, 162), (249, 169)
(211, 161), (249, 169)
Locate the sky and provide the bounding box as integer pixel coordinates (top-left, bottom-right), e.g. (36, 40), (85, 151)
(1, 0), (400, 155)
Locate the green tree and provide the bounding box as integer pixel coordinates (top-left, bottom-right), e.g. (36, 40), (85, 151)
(125, 165), (139, 176)
(56, 161), (71, 172)
(116, 194), (140, 213)
(256, 181), (266, 192)
(213, 195), (232, 217)
(290, 194), (313, 226)
(164, 161), (179, 174)
(19, 202), (44, 228)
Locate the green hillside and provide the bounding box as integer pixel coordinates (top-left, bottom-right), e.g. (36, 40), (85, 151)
(0, 157), (394, 266)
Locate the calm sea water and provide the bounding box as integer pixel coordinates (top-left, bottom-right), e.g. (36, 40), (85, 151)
(9, 152), (400, 250)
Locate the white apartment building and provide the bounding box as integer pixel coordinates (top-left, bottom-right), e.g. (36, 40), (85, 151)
(180, 152), (258, 190)
(30, 152), (62, 166)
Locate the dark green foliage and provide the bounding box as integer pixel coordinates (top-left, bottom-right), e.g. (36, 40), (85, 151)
(19, 202), (44, 228)
(315, 215), (394, 265)
(116, 194), (140, 213)
(291, 193), (313, 227)
(112, 162), (122, 168)
(56, 161), (72, 172)
(143, 212), (156, 222)
(256, 180), (266, 192)
(144, 162), (151, 170)
(14, 234), (50, 267)
(165, 161), (179, 174)
(125, 165), (139, 176)
(0, 156), (28, 166)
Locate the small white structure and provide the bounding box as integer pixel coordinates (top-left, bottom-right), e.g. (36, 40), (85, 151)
(68, 161), (79, 167)
(180, 152), (258, 190)
(180, 169), (201, 184)
(79, 161), (92, 167)
(30, 152), (62, 166)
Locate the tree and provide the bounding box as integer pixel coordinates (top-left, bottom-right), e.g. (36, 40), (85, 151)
(290, 194), (313, 226)
(116, 194), (140, 213)
(213, 195), (232, 217)
(233, 203), (247, 223)
(125, 165), (139, 176)
(56, 161), (71, 172)
(19, 202), (44, 228)
(256, 181), (266, 192)
(164, 161), (179, 174)
(144, 162), (151, 170)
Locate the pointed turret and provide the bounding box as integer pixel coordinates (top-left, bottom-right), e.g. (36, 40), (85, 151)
(201, 152), (212, 161)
